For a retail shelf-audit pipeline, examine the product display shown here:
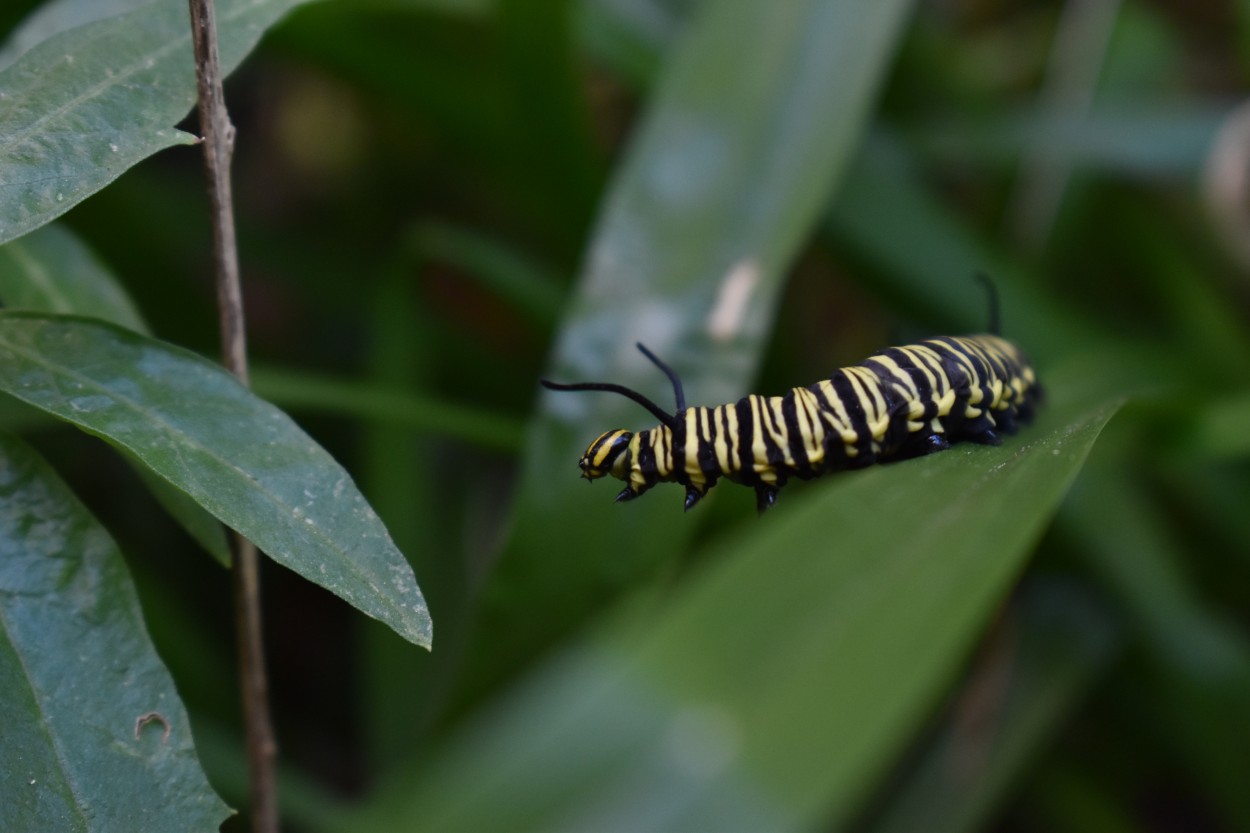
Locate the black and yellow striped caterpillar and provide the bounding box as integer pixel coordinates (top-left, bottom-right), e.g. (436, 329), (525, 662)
(542, 295), (1040, 513)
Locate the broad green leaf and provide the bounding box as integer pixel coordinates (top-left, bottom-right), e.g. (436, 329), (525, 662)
(0, 0), (312, 246)
(0, 224), (231, 564)
(465, 0), (916, 700)
(0, 431), (230, 833)
(0, 312), (431, 648)
(342, 382), (1122, 833)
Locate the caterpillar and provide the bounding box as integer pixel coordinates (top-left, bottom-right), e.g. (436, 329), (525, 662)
(541, 291), (1040, 513)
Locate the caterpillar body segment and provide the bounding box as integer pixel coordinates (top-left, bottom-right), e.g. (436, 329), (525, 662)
(542, 332), (1039, 514)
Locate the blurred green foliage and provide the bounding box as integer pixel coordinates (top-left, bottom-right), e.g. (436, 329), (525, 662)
(2, 0), (1249, 831)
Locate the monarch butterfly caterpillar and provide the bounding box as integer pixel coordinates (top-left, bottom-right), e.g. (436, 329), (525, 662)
(541, 283), (1040, 513)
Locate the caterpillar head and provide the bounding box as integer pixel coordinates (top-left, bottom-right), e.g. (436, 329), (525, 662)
(578, 429), (633, 481)
(541, 343), (686, 493)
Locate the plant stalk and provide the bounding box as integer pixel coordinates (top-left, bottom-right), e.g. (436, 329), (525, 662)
(187, 1), (278, 830)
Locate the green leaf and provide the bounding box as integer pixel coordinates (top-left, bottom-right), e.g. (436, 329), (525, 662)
(0, 431), (231, 833)
(0, 312), (431, 648)
(345, 384), (1122, 832)
(465, 0), (917, 699)
(0, 223), (147, 331)
(0, 224), (231, 564)
(0, 0), (312, 246)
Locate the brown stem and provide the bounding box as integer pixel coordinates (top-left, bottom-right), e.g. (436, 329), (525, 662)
(186, 1), (278, 831)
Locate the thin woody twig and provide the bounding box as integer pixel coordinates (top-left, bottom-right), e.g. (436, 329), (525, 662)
(186, 1), (278, 831)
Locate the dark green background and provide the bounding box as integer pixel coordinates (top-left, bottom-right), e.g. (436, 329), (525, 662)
(2, 1), (1248, 831)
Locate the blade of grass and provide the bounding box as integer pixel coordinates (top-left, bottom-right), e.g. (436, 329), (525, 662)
(337, 376), (1122, 833)
(354, 266), (447, 772)
(463, 0), (916, 705)
(249, 364), (524, 453)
